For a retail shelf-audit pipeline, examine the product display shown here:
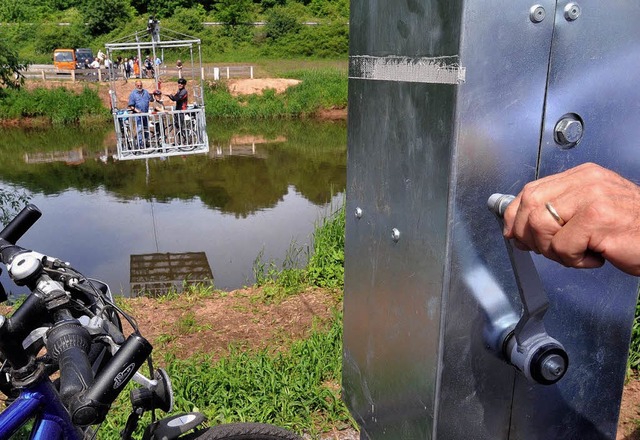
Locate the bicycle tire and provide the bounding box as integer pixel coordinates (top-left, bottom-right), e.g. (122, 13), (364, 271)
(182, 423), (302, 440)
(176, 129), (197, 151)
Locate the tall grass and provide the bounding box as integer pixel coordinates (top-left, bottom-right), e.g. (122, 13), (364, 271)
(253, 202), (345, 300)
(97, 203), (351, 438)
(0, 86), (109, 125)
(100, 313), (352, 439)
(1, 68), (347, 124)
(628, 299), (640, 374)
(205, 69), (347, 119)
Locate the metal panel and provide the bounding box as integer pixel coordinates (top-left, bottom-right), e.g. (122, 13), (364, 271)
(437, 1), (557, 438)
(345, 0), (640, 439)
(343, 2), (461, 437)
(510, 2), (640, 438)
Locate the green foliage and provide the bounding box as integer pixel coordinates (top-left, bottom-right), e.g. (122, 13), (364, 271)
(214, 0), (256, 41)
(253, 202), (345, 296)
(0, 188), (30, 226)
(264, 6), (302, 41)
(215, 0), (254, 26)
(628, 296), (640, 373)
(0, 0), (350, 60)
(0, 38), (29, 92)
(307, 203), (344, 289)
(0, 86), (109, 124)
(171, 5), (206, 33)
(308, 0), (348, 18)
(129, 0), (203, 18)
(204, 68), (346, 119)
(33, 19), (89, 55)
(253, 243), (308, 301)
(100, 313), (352, 439)
(81, 0), (133, 36)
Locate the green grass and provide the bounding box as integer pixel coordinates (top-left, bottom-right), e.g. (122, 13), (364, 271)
(94, 203), (351, 438)
(205, 68), (347, 119)
(100, 312), (353, 439)
(253, 202), (345, 301)
(628, 298), (640, 374)
(0, 85), (109, 125)
(0, 67), (348, 123)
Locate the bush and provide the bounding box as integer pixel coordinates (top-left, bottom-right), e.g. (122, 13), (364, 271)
(264, 6), (302, 41)
(0, 86), (109, 125)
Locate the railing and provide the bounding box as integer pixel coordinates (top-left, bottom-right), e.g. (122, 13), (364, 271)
(23, 65), (111, 82)
(24, 64), (254, 82)
(114, 106), (209, 160)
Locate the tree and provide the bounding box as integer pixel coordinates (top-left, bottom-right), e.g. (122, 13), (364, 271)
(0, 189), (30, 227)
(215, 0), (254, 41)
(265, 6), (301, 41)
(215, 0), (253, 26)
(81, 0), (132, 36)
(0, 39), (28, 92)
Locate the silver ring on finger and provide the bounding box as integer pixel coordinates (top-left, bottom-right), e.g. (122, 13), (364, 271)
(544, 202), (566, 226)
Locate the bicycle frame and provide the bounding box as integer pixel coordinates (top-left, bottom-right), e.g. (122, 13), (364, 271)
(0, 378), (83, 440)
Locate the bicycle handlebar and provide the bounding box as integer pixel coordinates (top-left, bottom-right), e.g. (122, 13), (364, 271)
(0, 204), (154, 426)
(0, 204), (41, 245)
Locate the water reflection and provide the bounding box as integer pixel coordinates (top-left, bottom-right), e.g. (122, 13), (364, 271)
(130, 252), (214, 297)
(0, 120), (346, 295)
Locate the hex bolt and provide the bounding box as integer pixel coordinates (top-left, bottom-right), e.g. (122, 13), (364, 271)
(540, 353), (567, 382)
(554, 117), (583, 147)
(391, 228), (400, 242)
(564, 2), (581, 21)
(355, 207), (363, 219)
(529, 5), (546, 23)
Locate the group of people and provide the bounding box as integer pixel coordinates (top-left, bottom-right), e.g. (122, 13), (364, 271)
(113, 55), (162, 80)
(126, 78), (190, 149)
(79, 49), (110, 69)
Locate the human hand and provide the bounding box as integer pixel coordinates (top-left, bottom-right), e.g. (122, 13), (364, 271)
(503, 162), (640, 276)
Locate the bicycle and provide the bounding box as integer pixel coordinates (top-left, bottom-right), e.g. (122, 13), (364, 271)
(0, 204), (302, 440)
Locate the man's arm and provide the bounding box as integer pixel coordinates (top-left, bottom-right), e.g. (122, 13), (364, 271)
(503, 162), (640, 276)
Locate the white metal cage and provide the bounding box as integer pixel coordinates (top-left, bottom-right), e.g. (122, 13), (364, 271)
(105, 19), (209, 160)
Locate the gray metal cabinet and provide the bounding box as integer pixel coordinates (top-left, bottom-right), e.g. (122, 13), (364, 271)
(343, 1), (640, 438)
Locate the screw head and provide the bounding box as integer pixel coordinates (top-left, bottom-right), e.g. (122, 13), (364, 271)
(529, 5), (546, 23)
(564, 2), (581, 21)
(540, 353), (567, 382)
(554, 118), (583, 146)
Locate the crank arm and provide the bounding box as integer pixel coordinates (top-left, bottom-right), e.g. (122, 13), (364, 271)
(487, 194), (568, 385)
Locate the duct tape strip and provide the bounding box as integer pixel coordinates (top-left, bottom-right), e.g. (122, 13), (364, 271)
(349, 55), (466, 85)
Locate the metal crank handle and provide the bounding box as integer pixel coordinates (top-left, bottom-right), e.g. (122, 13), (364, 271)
(487, 193), (569, 385)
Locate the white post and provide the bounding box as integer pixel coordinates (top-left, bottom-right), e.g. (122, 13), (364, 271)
(41, 70), (46, 81)
(226, 67), (230, 79)
(201, 67), (205, 80)
(250, 66), (254, 79)
(213, 67), (220, 81)
(71, 70), (76, 82)
(98, 69), (102, 82)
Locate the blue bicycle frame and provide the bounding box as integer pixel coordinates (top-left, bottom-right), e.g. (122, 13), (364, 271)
(0, 378), (83, 440)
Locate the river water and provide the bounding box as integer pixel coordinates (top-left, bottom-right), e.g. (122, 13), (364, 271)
(0, 119), (346, 296)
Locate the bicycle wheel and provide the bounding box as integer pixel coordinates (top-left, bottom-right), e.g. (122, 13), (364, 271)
(176, 129), (197, 151)
(182, 423), (302, 440)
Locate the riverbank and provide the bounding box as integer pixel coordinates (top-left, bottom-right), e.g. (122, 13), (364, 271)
(1, 71), (347, 127)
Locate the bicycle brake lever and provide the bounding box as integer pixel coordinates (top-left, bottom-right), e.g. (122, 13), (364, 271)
(487, 194), (569, 385)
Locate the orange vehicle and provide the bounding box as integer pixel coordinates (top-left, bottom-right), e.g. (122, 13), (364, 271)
(53, 49), (76, 71)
